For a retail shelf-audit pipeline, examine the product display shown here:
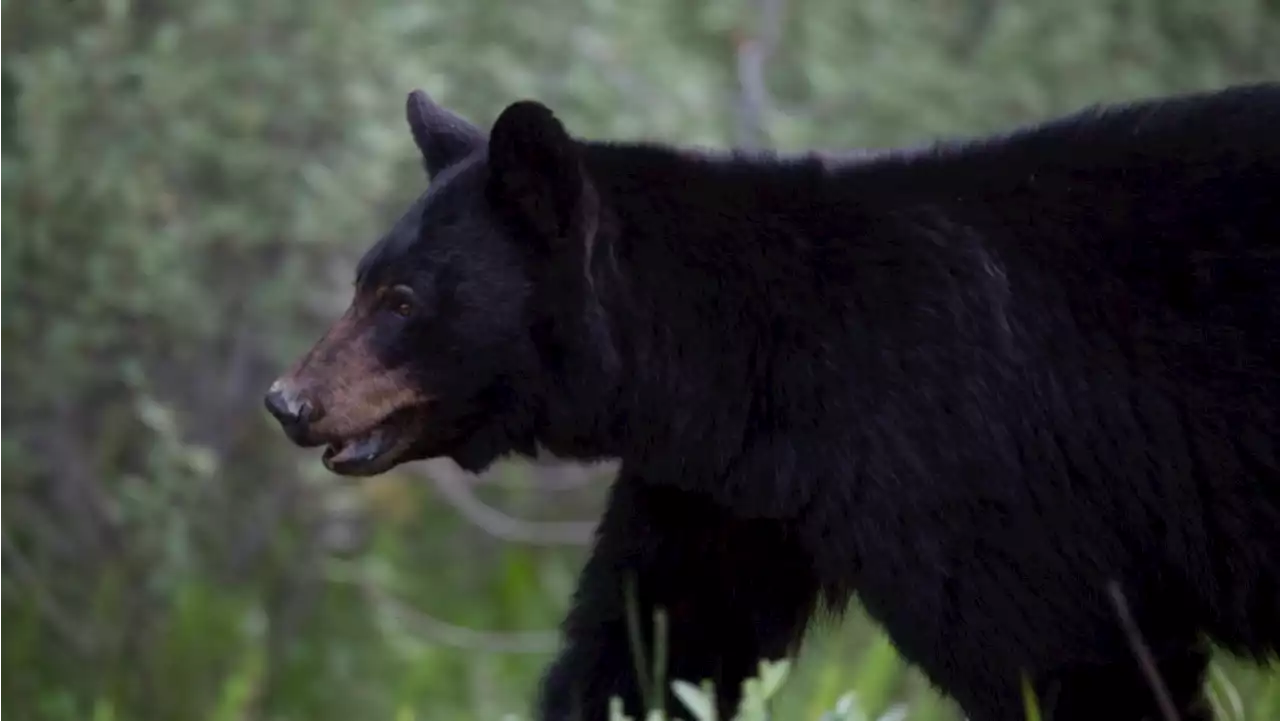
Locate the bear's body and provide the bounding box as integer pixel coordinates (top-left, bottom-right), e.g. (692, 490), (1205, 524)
(266, 84), (1280, 720)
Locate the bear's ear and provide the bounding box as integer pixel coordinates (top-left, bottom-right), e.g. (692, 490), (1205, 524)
(486, 100), (595, 251)
(405, 89), (486, 177)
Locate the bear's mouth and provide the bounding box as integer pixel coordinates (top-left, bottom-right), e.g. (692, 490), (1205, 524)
(320, 409), (422, 477)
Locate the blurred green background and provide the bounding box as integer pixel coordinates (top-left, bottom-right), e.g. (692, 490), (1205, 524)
(4, 1), (1280, 719)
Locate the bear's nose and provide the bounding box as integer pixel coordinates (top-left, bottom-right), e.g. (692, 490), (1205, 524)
(264, 379), (323, 429)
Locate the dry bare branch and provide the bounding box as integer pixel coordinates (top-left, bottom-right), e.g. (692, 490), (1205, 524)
(327, 565), (561, 654)
(415, 458), (598, 546)
(1107, 580), (1181, 721)
(734, 0), (789, 149)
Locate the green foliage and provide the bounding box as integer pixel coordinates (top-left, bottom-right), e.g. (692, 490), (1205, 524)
(4, 0), (1279, 720)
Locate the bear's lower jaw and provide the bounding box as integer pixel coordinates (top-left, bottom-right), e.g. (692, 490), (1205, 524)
(321, 424), (416, 477)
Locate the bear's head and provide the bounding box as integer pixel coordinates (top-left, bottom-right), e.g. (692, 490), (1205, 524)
(264, 90), (609, 477)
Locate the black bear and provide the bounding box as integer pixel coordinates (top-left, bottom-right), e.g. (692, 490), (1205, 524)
(265, 83), (1280, 721)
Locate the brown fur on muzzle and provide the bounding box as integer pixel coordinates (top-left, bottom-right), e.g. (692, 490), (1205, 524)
(277, 304), (427, 441)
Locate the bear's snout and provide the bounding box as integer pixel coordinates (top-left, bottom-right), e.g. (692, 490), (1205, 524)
(264, 378), (325, 442)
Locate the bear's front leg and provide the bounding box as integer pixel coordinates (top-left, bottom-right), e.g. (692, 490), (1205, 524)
(536, 474), (820, 721)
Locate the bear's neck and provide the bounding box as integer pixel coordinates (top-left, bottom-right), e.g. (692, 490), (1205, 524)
(540, 143), (870, 488)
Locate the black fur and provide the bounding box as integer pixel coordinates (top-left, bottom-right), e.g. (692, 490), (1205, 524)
(357, 83), (1280, 720)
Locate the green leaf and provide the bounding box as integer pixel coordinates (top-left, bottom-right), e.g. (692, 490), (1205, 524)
(1020, 673), (1043, 721)
(672, 679), (717, 721)
(757, 659), (792, 701)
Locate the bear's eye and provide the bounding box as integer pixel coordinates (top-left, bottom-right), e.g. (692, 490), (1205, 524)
(383, 285), (416, 319)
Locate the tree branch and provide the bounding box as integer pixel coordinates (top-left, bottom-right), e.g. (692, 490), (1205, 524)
(326, 564), (561, 654)
(1106, 580), (1180, 721)
(414, 458), (598, 546)
(733, 0), (789, 149)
